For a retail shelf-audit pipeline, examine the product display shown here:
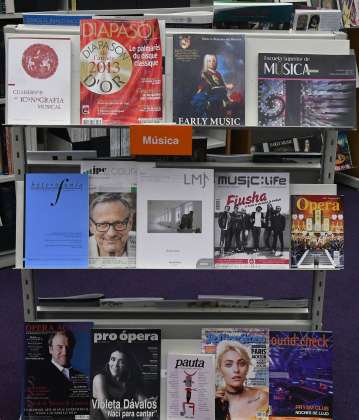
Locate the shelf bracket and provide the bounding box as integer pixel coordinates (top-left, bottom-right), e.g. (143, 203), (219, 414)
(10, 126), (27, 181)
(320, 129), (337, 184)
(21, 270), (37, 322)
(311, 270), (326, 330)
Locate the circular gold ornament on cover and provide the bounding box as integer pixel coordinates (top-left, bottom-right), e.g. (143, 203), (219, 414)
(80, 38), (133, 95)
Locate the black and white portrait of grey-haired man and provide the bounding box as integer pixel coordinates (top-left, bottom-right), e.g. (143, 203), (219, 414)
(89, 192), (135, 258)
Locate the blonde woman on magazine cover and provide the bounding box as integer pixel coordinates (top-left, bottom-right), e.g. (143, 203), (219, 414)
(215, 340), (269, 420)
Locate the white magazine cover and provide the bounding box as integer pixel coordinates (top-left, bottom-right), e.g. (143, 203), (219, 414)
(136, 167), (214, 269)
(202, 328), (269, 420)
(214, 172), (290, 269)
(167, 353), (215, 420)
(81, 161), (153, 268)
(7, 37), (71, 125)
(293, 10), (343, 32)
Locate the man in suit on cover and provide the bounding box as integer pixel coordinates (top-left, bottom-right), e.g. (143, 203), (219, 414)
(36, 329), (87, 401)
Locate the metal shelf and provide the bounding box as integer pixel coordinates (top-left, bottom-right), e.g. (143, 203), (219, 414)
(0, 13), (22, 19)
(157, 161), (321, 170)
(335, 172), (359, 190)
(36, 300), (312, 336)
(0, 174), (15, 183)
(0, 250), (15, 268)
(27, 159), (320, 171)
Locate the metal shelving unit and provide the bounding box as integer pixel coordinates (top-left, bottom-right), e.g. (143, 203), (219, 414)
(3, 12), (345, 344)
(10, 125), (338, 333)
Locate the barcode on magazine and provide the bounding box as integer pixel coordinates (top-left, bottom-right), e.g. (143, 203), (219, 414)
(215, 199), (221, 211)
(82, 118), (103, 125)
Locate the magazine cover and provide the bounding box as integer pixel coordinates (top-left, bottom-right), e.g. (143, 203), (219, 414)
(340, 0), (359, 27)
(24, 173), (89, 268)
(335, 131), (353, 171)
(293, 10), (343, 32)
(291, 195), (344, 269)
(214, 172), (290, 269)
(172, 33), (245, 126)
(258, 53), (356, 127)
(202, 328), (269, 420)
(167, 353), (215, 420)
(90, 328), (161, 419)
(7, 37), (71, 125)
(23, 322), (92, 419)
(270, 331), (333, 419)
(136, 167), (214, 269)
(254, 135), (322, 153)
(81, 161), (153, 268)
(80, 19), (163, 124)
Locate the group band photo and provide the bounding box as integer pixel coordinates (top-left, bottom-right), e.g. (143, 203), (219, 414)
(215, 201), (290, 262)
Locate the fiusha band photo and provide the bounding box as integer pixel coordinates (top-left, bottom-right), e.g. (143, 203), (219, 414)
(0, 1), (359, 420)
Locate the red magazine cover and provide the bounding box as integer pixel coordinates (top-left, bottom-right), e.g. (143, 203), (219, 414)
(80, 19), (163, 125)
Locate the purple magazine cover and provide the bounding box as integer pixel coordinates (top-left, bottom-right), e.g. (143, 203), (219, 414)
(269, 331), (333, 418)
(258, 53), (356, 128)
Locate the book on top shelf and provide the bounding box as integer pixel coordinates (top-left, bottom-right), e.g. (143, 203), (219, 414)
(253, 134), (323, 153)
(258, 53), (356, 128)
(292, 9), (343, 31)
(213, 2), (294, 30)
(80, 18), (163, 125)
(269, 331), (333, 419)
(214, 172), (290, 269)
(6, 37), (71, 125)
(172, 33), (245, 127)
(291, 195), (344, 269)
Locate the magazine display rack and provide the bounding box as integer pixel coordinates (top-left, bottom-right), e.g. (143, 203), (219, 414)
(3, 10), (352, 418)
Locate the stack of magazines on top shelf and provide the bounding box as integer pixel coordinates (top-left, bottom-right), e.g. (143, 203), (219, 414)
(22, 321), (334, 420)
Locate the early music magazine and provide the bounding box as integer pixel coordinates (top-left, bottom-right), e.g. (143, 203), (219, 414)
(291, 195), (344, 269)
(269, 331), (333, 419)
(172, 33), (245, 126)
(81, 161), (153, 268)
(23, 322), (92, 419)
(80, 19), (163, 125)
(202, 328), (269, 420)
(7, 37), (71, 125)
(90, 329), (161, 420)
(214, 172), (290, 269)
(167, 353), (215, 420)
(258, 53), (356, 128)
(136, 168), (214, 269)
(24, 173), (89, 268)
(254, 134), (322, 153)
